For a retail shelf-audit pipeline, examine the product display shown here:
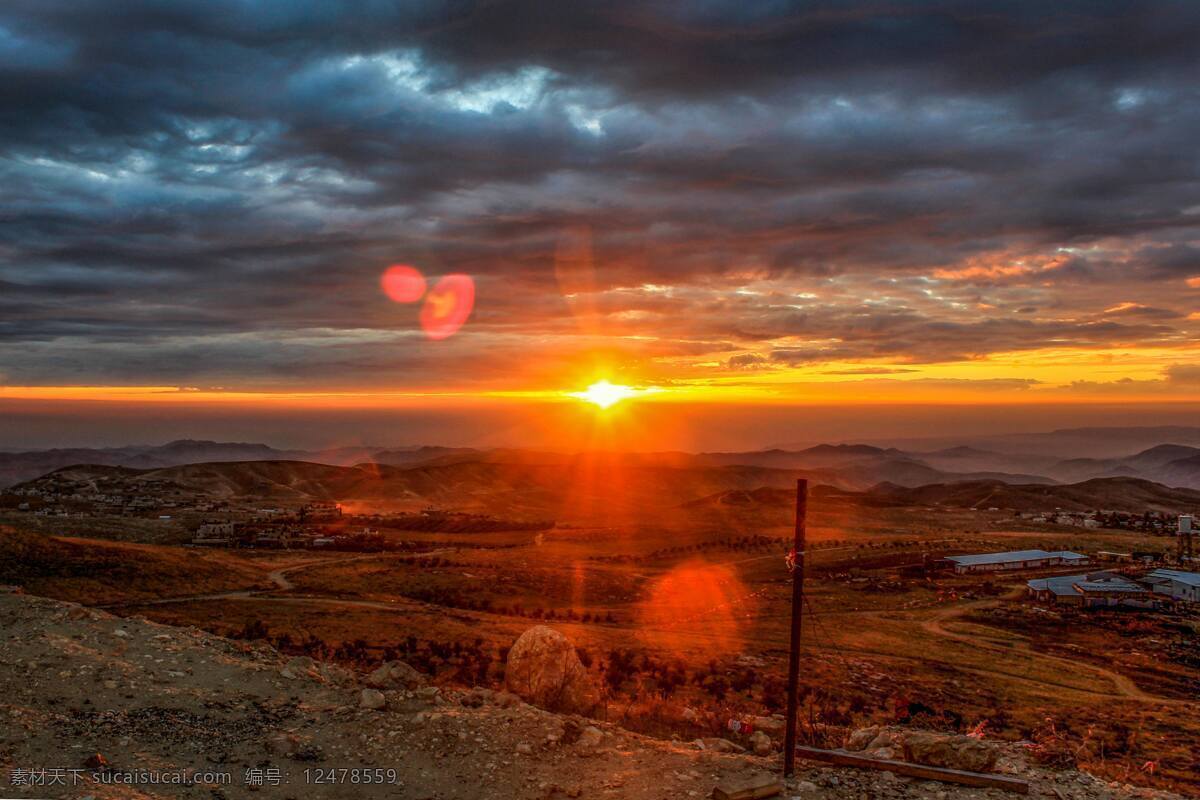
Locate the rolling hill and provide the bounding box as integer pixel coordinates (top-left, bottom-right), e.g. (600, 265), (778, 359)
(867, 477), (1200, 513)
(1044, 444), (1200, 487)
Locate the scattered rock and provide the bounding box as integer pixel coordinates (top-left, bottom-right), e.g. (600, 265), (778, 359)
(461, 686), (495, 707)
(700, 737), (746, 754)
(576, 726), (604, 749)
(365, 660), (425, 690)
(846, 727), (880, 751)
(317, 661), (355, 686)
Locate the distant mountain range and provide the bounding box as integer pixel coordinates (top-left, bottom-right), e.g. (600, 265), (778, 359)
(4, 427), (1200, 505)
(795, 426), (1200, 460)
(0, 440), (474, 489)
(18, 460), (1200, 524)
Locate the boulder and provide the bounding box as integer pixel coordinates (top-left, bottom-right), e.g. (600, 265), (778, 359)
(365, 660), (425, 690)
(903, 731), (998, 773)
(359, 688), (387, 710)
(504, 626), (597, 713)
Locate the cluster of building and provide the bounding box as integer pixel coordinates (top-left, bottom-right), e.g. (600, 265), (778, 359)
(190, 503), (352, 548)
(6, 480), (227, 518)
(938, 513), (1199, 610)
(1026, 568), (1200, 609)
(1016, 509), (1188, 534)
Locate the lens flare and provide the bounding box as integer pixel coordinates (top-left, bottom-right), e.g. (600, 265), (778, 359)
(419, 274), (476, 340)
(381, 264), (427, 303)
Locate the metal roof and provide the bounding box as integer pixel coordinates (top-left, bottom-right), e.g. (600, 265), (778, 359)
(1146, 569), (1200, 587)
(946, 549), (1087, 567)
(1027, 575), (1085, 596)
(1074, 581), (1146, 594)
(1028, 572), (1145, 597)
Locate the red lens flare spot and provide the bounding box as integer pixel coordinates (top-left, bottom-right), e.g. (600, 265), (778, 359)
(381, 264), (427, 303)
(419, 274), (475, 340)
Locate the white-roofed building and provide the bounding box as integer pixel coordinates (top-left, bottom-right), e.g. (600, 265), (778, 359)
(1142, 569), (1200, 604)
(1026, 571), (1154, 608)
(942, 549), (1089, 574)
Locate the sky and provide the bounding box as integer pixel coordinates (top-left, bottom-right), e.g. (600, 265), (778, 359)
(2, 1), (1200, 449)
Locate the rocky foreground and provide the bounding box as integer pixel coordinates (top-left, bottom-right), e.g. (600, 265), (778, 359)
(0, 587), (1185, 800)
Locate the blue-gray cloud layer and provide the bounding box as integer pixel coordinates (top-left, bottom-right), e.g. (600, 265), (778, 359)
(1, 0), (1199, 386)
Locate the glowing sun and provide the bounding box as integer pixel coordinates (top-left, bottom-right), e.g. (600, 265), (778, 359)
(571, 380), (638, 409)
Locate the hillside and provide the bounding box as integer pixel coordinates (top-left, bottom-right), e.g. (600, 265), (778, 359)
(11, 451), (1071, 525)
(12, 458), (847, 521)
(0, 587), (1184, 800)
(869, 477), (1200, 513)
(0, 526), (271, 604)
(0, 440), (389, 488)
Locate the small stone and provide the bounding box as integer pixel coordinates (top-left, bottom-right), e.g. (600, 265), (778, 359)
(751, 730), (773, 756)
(359, 688), (387, 710)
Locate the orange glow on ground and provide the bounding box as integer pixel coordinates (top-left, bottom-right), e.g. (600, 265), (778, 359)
(635, 561), (753, 655)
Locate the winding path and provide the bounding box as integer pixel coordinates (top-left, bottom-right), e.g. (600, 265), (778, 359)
(915, 592), (1186, 705)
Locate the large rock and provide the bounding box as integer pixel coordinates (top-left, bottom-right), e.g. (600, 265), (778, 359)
(903, 731), (999, 773)
(504, 626), (597, 713)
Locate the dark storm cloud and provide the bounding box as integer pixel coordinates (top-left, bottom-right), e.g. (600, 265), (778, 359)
(1, 1), (1199, 387)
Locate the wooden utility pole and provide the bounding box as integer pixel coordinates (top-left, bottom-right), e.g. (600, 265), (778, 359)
(783, 478), (807, 776)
